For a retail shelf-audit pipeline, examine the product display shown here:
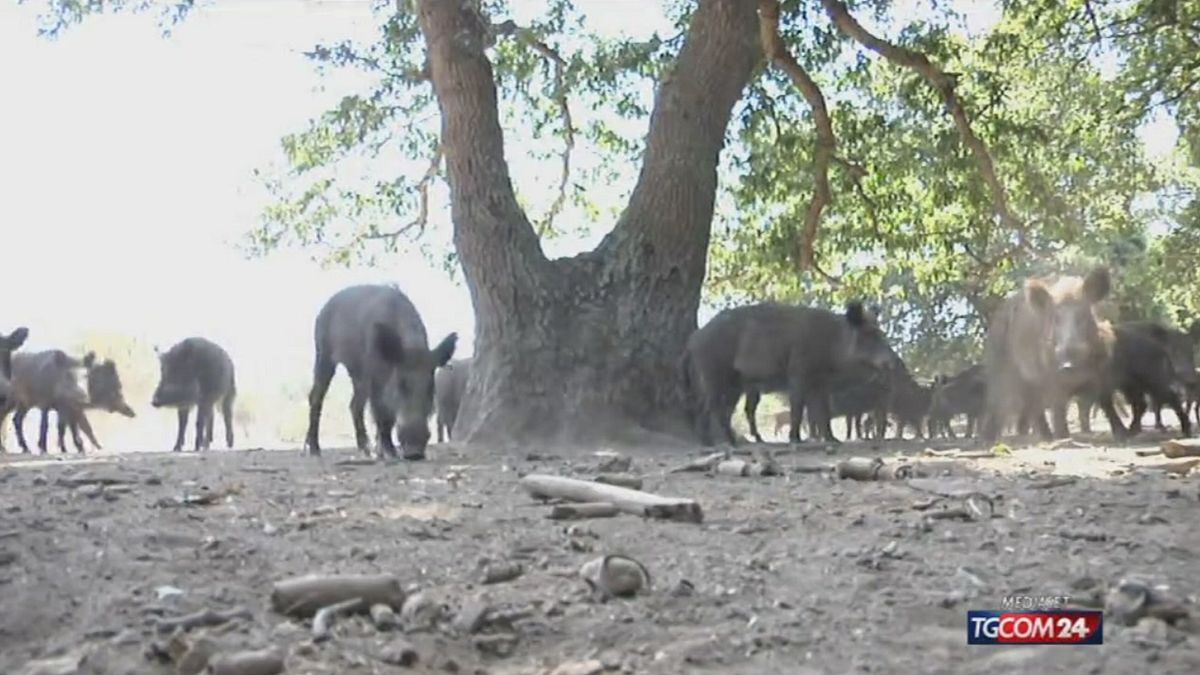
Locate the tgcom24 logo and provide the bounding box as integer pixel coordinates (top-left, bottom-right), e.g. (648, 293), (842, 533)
(966, 610), (1104, 645)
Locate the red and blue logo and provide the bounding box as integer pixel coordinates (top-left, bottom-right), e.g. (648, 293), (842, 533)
(967, 610), (1103, 645)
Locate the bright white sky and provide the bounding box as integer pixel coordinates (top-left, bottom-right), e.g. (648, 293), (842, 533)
(0, 0), (1179, 408)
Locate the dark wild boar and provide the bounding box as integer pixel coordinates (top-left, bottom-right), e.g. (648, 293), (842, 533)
(827, 364), (890, 441)
(1, 350), (91, 453)
(884, 365), (933, 440)
(1077, 322), (1194, 437)
(151, 337), (237, 452)
(434, 358), (472, 443)
(681, 301), (897, 446)
(305, 284), (456, 460)
(979, 267), (1126, 443)
(0, 327), (30, 447)
(1125, 320), (1199, 431)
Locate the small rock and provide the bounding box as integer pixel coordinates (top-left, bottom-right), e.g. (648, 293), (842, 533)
(472, 633), (517, 658)
(455, 598), (491, 634)
(548, 659), (605, 675)
(401, 592), (446, 631)
(380, 638), (419, 667)
(370, 603), (398, 630)
(155, 585), (185, 601)
(77, 484), (104, 499)
(109, 629), (141, 646)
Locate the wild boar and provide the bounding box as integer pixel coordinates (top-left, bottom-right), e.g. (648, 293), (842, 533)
(46, 353), (137, 453)
(0, 327), (30, 449)
(151, 337), (237, 452)
(927, 364), (985, 439)
(434, 358), (472, 443)
(1, 350), (91, 454)
(305, 284), (456, 460)
(979, 267), (1127, 443)
(681, 301), (898, 446)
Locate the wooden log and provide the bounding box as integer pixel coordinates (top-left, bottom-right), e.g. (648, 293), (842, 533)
(668, 451), (727, 473)
(547, 502), (619, 520)
(520, 474), (703, 523)
(270, 573), (405, 618)
(205, 648), (285, 675)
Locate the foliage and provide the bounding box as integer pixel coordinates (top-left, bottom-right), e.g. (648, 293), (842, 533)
(20, 0), (1200, 377)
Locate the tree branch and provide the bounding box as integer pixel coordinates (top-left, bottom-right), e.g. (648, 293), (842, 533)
(493, 20), (575, 235)
(415, 0), (548, 293)
(362, 145), (443, 243)
(831, 155), (882, 240)
(758, 0), (835, 275)
(820, 0), (1029, 251)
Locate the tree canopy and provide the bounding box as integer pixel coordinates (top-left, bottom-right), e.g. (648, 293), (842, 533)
(24, 0), (1200, 381)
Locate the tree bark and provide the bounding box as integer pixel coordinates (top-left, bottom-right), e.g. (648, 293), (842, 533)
(416, 0), (761, 447)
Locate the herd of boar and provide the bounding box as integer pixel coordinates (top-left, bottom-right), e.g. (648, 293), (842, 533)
(0, 269), (1197, 459)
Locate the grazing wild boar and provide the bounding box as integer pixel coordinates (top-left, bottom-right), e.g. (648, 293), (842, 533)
(828, 364), (890, 441)
(0, 327), (30, 448)
(305, 284), (456, 460)
(884, 364), (933, 440)
(151, 337), (237, 452)
(434, 358), (472, 443)
(45, 353), (137, 453)
(1, 350), (91, 453)
(979, 267), (1127, 443)
(927, 364), (986, 439)
(681, 301), (897, 446)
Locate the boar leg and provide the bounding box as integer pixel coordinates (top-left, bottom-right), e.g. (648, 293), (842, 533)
(1154, 389), (1191, 437)
(195, 403), (213, 451)
(349, 377), (371, 453)
(1094, 388), (1130, 440)
(1076, 397), (1093, 434)
(174, 406), (190, 452)
(787, 388), (806, 443)
(1152, 403), (1167, 432)
(304, 354), (337, 455)
(221, 393), (235, 449)
(73, 410), (100, 452)
(743, 389), (764, 443)
(369, 378), (399, 459)
(808, 390), (838, 443)
(13, 405), (32, 453)
(204, 405), (216, 449)
(1051, 402), (1072, 440)
(37, 408), (51, 453)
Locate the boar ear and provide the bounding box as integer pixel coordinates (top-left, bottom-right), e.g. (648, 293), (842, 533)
(374, 323), (406, 365)
(4, 327), (29, 349)
(432, 333), (458, 368)
(82, 352), (96, 368)
(1083, 266), (1111, 303)
(1024, 279), (1053, 311)
(844, 301), (867, 327)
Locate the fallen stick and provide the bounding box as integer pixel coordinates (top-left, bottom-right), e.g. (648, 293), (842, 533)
(312, 597), (363, 642)
(593, 474), (643, 490)
(1161, 439), (1200, 459)
(668, 452), (727, 474)
(547, 502), (619, 520)
(716, 459), (749, 476)
(270, 573), (406, 618)
(520, 474), (703, 523)
(206, 648), (285, 675)
(156, 606), (252, 634)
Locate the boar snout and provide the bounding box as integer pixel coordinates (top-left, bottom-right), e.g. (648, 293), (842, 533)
(397, 424), (431, 460)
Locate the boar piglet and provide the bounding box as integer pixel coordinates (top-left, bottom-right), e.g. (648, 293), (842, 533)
(434, 358), (472, 443)
(305, 284), (456, 460)
(980, 266), (1125, 443)
(48, 352), (137, 454)
(151, 337), (237, 452)
(682, 301), (898, 446)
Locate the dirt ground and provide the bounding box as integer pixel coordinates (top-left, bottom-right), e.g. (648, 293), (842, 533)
(2, 429), (1199, 675)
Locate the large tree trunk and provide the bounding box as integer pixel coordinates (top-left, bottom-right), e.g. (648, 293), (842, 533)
(416, 0), (761, 447)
